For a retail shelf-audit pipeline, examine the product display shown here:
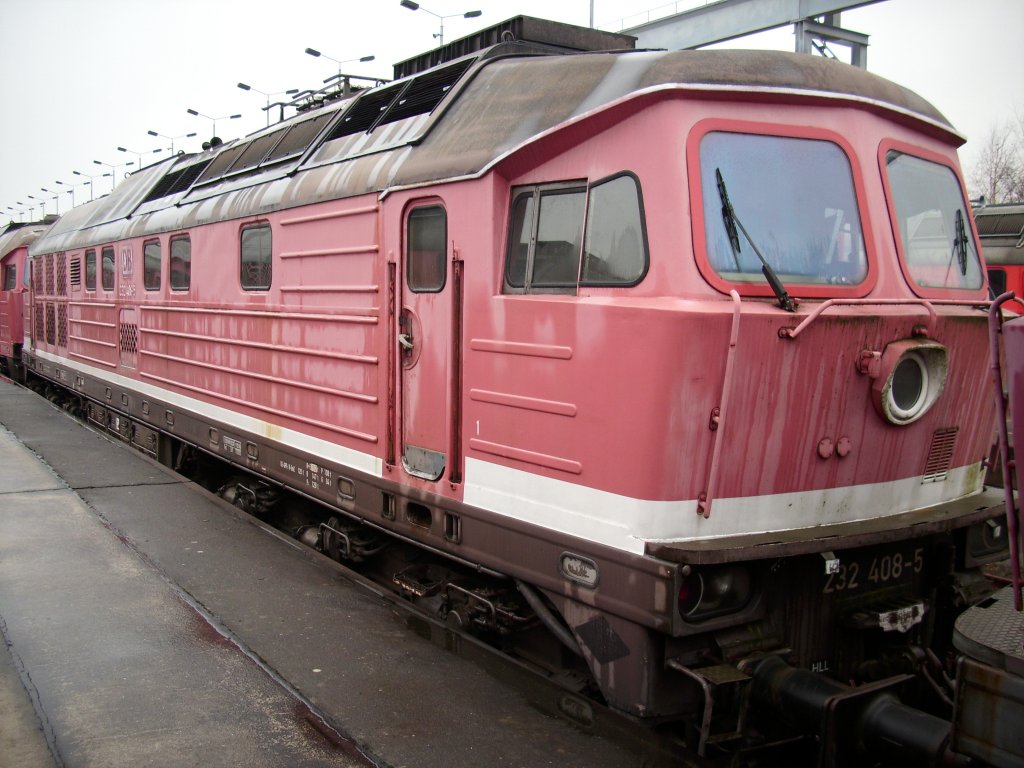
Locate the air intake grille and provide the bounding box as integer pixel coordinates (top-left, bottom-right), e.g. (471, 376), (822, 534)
(143, 160), (212, 203)
(923, 428), (958, 482)
(327, 83), (405, 139)
(265, 112), (334, 164)
(195, 144), (248, 185)
(69, 257), (82, 289)
(378, 59), (473, 127)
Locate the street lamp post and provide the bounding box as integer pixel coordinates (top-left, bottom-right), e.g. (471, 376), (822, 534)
(146, 129), (197, 155)
(237, 83), (300, 126)
(117, 145), (163, 171)
(186, 109), (241, 143)
(304, 49), (375, 80)
(54, 180), (79, 208)
(26, 195), (41, 219)
(73, 170), (112, 201)
(399, 1), (481, 46)
(93, 159), (134, 191)
(40, 188), (60, 216)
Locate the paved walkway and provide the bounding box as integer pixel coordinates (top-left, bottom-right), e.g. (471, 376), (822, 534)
(0, 380), (662, 767)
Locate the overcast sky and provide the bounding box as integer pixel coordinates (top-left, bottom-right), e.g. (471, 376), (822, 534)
(1, 0), (1020, 224)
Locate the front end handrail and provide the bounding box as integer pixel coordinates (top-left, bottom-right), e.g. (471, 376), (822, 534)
(779, 297), (989, 340)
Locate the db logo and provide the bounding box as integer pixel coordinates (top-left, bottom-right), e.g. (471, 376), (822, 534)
(120, 246), (133, 277)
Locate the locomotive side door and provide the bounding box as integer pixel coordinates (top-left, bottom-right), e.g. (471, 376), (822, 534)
(399, 202), (451, 481)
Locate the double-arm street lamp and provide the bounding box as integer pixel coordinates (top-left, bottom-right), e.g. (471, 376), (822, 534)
(237, 82), (300, 126)
(93, 159), (134, 191)
(117, 145), (163, 171)
(73, 169), (112, 201)
(304, 49), (375, 79)
(147, 129), (197, 155)
(54, 180), (80, 208)
(25, 195), (42, 219)
(399, 1), (481, 46)
(39, 188), (61, 216)
(186, 109), (241, 143)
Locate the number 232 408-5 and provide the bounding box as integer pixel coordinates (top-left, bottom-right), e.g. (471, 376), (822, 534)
(823, 548), (924, 594)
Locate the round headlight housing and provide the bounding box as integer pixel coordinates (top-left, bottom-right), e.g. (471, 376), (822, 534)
(678, 565), (753, 622)
(872, 341), (948, 426)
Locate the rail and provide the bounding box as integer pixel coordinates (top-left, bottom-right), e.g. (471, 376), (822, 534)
(697, 290), (741, 519)
(988, 291), (1023, 610)
(778, 297), (990, 340)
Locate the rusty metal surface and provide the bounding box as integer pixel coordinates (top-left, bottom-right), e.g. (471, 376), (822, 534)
(953, 653), (1024, 767)
(647, 489), (1006, 564)
(31, 47), (957, 256)
(954, 585), (1024, 674)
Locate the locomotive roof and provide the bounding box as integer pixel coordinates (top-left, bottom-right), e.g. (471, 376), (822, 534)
(32, 47), (957, 255)
(1, 221), (51, 259)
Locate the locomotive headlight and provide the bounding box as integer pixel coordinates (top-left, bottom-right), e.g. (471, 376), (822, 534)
(677, 565), (753, 622)
(871, 341), (948, 426)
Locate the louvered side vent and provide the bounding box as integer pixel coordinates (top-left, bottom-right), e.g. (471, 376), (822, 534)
(923, 427), (958, 482)
(377, 59), (473, 128)
(69, 258), (81, 290)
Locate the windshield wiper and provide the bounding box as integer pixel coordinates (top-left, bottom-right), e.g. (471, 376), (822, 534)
(715, 168), (796, 312)
(954, 208), (969, 276)
(943, 208), (971, 285)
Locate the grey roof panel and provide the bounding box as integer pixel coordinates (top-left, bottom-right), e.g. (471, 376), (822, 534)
(31, 48), (959, 255)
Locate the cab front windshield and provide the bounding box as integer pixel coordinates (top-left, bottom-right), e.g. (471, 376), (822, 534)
(700, 131), (867, 286)
(884, 150), (982, 291)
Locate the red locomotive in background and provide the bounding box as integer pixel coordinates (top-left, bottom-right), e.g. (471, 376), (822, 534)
(2, 17), (1015, 765)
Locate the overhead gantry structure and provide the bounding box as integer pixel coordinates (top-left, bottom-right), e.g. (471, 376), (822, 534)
(622, 0), (888, 68)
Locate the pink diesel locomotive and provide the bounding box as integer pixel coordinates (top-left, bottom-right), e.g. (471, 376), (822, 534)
(10, 17), (1011, 764)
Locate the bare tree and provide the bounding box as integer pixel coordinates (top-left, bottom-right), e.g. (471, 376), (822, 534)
(970, 113), (1024, 204)
(1011, 108), (1024, 201)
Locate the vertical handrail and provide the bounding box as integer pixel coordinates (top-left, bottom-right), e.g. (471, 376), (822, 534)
(449, 250), (464, 485)
(385, 260), (397, 468)
(698, 290), (742, 519)
(989, 291), (1022, 610)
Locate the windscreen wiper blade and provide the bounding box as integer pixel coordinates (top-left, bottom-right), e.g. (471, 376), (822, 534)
(954, 208), (969, 276)
(715, 168), (796, 312)
(944, 208), (971, 285)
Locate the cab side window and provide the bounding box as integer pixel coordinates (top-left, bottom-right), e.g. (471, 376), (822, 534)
(240, 223), (271, 291)
(170, 235), (191, 291)
(407, 206), (447, 292)
(85, 250), (96, 291)
(504, 173), (648, 294)
(101, 247), (115, 291)
(144, 239), (161, 291)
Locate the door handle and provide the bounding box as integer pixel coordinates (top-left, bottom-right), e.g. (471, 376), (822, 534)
(398, 333), (414, 351)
